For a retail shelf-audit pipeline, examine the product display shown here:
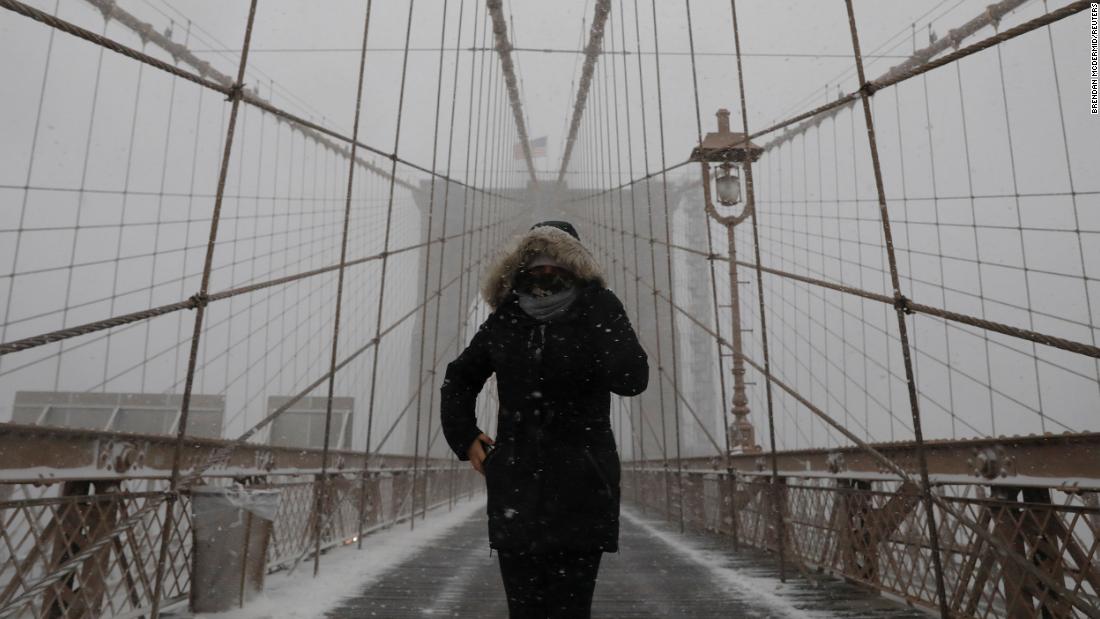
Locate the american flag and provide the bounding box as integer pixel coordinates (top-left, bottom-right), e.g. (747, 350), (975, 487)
(514, 136), (547, 159)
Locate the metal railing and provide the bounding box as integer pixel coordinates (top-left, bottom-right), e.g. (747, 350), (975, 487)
(0, 425), (481, 618)
(629, 455), (1100, 619)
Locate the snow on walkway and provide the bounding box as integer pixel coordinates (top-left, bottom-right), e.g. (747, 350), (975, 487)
(191, 496), (925, 618)
(619, 509), (821, 619)
(194, 497), (486, 619)
(317, 504), (926, 618)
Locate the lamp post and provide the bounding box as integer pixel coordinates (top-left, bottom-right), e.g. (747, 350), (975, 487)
(690, 108), (763, 454)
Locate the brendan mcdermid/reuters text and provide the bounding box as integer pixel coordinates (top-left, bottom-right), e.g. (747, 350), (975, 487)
(1092, 3), (1098, 113)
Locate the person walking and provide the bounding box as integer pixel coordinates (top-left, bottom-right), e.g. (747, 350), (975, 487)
(441, 220), (649, 618)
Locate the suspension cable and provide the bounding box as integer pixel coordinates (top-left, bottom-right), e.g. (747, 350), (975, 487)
(755, 0), (1090, 150)
(411, 0), (456, 527)
(317, 0), (374, 576)
(486, 0), (537, 183)
(557, 0), (611, 183)
(627, 0), (674, 521)
(151, 2), (258, 615)
(650, 0), (686, 533)
(843, 1), (949, 614)
(422, 0), (470, 520)
(0, 0), (524, 199)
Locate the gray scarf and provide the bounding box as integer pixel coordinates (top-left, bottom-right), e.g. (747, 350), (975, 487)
(516, 286), (579, 322)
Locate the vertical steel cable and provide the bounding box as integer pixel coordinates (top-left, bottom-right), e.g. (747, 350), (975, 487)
(458, 3), (490, 349)
(606, 10), (636, 459)
(473, 33), (498, 326)
(152, 2), (259, 616)
(489, 57), (507, 253)
(360, 0), (418, 543)
(603, 55), (617, 293)
(727, 0), (785, 579)
(829, 111), (854, 436)
(220, 101), (248, 402)
(161, 19), (191, 386)
(101, 49), (148, 391)
(475, 44), (498, 334)
(615, 0), (647, 490)
(842, 2), (949, 615)
(430, 0), (469, 517)
(846, 105), (873, 443)
(480, 57), (500, 434)
(602, 61), (617, 288)
(649, 0), (686, 533)
(476, 69), (505, 439)
(629, 0), (671, 520)
(171, 75), (209, 384)
(682, 0), (734, 472)
(452, 0), (480, 369)
(608, 10), (627, 305)
(607, 56), (624, 294)
(952, 61), (998, 434)
(0, 0), (58, 367)
(469, 23), (497, 435)
(915, 55), (959, 439)
(888, 80), (909, 442)
(317, 0), (373, 575)
(994, 29), (1047, 433)
(411, 0), (453, 525)
(812, 117), (837, 447)
(681, 0), (741, 541)
(260, 84), (280, 435)
(52, 13), (105, 390)
(1041, 0), (1100, 402)
(600, 60), (613, 291)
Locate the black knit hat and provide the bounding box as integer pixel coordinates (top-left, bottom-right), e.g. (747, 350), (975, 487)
(530, 220), (580, 241)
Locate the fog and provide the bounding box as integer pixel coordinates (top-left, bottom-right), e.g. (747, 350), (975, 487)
(0, 0), (1096, 460)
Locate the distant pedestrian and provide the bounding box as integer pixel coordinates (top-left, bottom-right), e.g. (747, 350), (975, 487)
(441, 220), (649, 619)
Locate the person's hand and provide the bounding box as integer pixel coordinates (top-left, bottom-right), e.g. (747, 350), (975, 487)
(467, 433), (494, 475)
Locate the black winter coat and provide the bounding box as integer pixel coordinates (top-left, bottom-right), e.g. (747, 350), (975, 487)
(441, 282), (648, 554)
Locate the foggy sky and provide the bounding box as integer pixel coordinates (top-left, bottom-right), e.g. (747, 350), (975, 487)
(1, 0), (1097, 459)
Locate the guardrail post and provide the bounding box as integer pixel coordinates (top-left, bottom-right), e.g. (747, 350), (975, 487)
(769, 476), (787, 557)
(723, 470), (741, 549)
(42, 480), (120, 617)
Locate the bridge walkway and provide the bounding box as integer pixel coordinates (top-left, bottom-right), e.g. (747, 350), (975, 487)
(325, 507), (926, 618)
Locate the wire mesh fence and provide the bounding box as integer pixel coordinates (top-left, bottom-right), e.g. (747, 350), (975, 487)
(0, 0), (524, 615)
(567, 0), (1099, 616)
(3, 0), (1100, 617)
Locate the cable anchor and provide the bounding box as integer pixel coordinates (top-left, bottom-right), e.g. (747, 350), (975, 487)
(226, 82), (245, 102)
(893, 294), (914, 315)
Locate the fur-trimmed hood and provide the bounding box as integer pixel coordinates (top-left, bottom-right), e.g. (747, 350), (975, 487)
(481, 225), (605, 309)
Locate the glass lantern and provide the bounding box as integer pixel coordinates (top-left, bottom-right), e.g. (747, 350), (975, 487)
(714, 162), (741, 206)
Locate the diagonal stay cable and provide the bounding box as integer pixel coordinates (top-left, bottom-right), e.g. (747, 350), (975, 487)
(409, 0), (455, 528)
(150, 1), (258, 614)
(581, 205), (1100, 361)
(314, 0), (374, 577)
(0, 224), (495, 358)
(843, 0), (951, 611)
(752, 0), (1089, 149)
(580, 208), (726, 456)
(75, 0), (413, 192)
(0, 0), (516, 201)
(567, 158), (692, 202)
(0, 217), (512, 619)
(736, 349), (1100, 618)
